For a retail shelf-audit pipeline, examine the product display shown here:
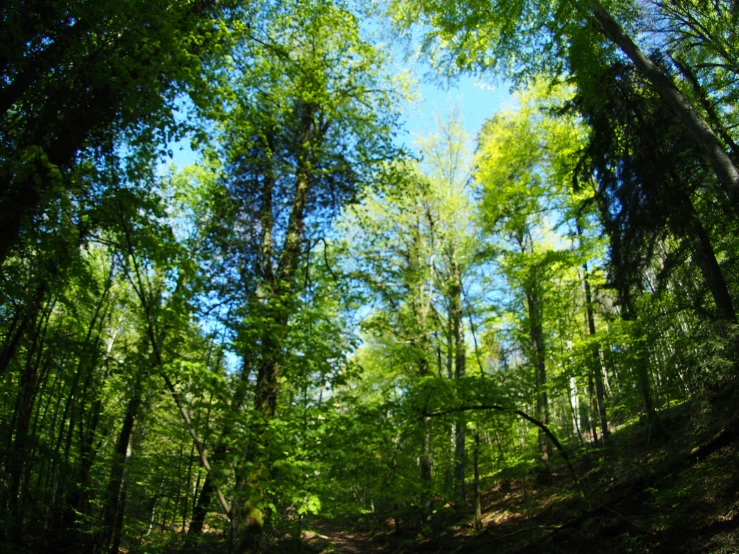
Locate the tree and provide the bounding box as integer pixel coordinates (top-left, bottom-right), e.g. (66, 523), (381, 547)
(191, 2), (402, 549)
(573, 61), (737, 327)
(339, 110), (480, 520)
(474, 82), (619, 454)
(476, 92), (562, 462)
(416, 112), (475, 502)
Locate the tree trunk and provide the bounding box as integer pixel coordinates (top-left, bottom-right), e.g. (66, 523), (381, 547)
(7, 296), (54, 542)
(586, 369), (599, 446)
(188, 455), (219, 537)
(0, 18), (90, 118)
(577, 221), (610, 443)
(450, 254), (466, 501)
(473, 430), (482, 533)
(64, 377), (105, 551)
(417, 356), (433, 516)
(100, 382), (142, 553)
(109, 470), (130, 554)
(234, 314), (286, 553)
(583, 268), (609, 442)
(635, 345), (662, 435)
(670, 186), (737, 323)
(233, 113), (316, 553)
(525, 278), (552, 462)
(567, 376), (585, 445)
(622, 298), (664, 435)
(0, 283), (47, 376)
(53, 285), (110, 532)
(120, 218), (232, 524)
(189, 362), (252, 539)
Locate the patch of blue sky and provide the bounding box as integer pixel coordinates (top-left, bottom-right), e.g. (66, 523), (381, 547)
(402, 73), (514, 149)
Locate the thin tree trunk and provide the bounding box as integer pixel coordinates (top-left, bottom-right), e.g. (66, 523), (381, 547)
(0, 283), (47, 376)
(109, 466), (130, 554)
(586, 369), (599, 445)
(53, 285), (110, 530)
(189, 361), (250, 540)
(525, 279), (552, 462)
(635, 347), (662, 434)
(450, 254), (466, 501)
(473, 430), (482, 532)
(188, 440), (228, 537)
(7, 296), (55, 541)
(585, 278), (608, 442)
(100, 382), (142, 553)
(417, 355), (433, 516)
(623, 301), (664, 435)
(65, 380), (105, 552)
(119, 216), (232, 520)
(566, 377), (585, 445)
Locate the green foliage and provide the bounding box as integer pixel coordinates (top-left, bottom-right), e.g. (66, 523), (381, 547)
(1, 1), (738, 552)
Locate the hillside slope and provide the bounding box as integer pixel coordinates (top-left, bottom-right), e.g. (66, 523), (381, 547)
(306, 390), (739, 553)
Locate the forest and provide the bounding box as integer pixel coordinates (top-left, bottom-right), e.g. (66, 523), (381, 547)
(1, 0), (739, 552)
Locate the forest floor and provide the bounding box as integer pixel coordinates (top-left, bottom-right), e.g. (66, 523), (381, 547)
(302, 387), (739, 553)
(303, 525), (386, 553)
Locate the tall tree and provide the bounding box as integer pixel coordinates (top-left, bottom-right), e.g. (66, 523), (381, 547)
(476, 99), (560, 463)
(342, 110), (477, 514)
(574, 61), (737, 326)
(194, 2), (401, 550)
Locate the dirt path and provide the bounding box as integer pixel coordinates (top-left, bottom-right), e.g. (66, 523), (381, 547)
(303, 524), (386, 553)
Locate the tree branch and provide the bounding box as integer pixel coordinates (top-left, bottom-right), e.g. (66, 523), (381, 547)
(424, 404), (579, 487)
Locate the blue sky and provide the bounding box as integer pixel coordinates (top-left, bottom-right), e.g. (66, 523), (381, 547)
(402, 73), (513, 148)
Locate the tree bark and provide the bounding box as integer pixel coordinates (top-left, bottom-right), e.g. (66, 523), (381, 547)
(670, 186), (737, 323)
